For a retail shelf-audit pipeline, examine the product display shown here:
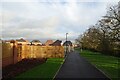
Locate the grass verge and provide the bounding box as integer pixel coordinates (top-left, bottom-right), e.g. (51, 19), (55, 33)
(15, 58), (64, 79)
(77, 49), (119, 80)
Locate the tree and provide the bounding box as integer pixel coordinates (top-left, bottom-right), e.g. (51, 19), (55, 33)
(78, 26), (102, 51)
(103, 2), (120, 41)
(103, 2), (120, 56)
(76, 2), (120, 56)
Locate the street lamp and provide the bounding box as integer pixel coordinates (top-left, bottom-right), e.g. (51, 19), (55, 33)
(65, 33), (68, 57)
(66, 33), (68, 43)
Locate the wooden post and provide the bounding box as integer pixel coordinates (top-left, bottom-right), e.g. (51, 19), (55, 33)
(10, 40), (18, 64)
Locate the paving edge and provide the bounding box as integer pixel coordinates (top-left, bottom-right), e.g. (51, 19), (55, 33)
(81, 56), (112, 80)
(52, 55), (68, 80)
(90, 63), (112, 80)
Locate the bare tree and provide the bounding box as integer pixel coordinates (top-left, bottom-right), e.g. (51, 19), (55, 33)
(103, 2), (120, 41)
(76, 2), (120, 56)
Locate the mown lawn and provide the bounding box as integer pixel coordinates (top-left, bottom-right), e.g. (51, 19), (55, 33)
(15, 58), (64, 79)
(77, 49), (119, 80)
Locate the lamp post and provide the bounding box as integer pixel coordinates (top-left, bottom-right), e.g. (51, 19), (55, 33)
(65, 33), (68, 57)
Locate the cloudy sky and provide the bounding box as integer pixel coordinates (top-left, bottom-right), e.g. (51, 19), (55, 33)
(0, 0), (119, 42)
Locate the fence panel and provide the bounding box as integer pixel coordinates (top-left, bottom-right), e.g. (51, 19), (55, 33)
(2, 43), (13, 67)
(2, 43), (64, 67)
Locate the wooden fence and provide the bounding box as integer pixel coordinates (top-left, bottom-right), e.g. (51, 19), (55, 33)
(2, 42), (64, 67)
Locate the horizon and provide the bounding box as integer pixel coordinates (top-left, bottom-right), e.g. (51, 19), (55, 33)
(1, 38), (75, 44)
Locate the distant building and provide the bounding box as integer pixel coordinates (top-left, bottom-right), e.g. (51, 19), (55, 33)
(16, 38), (30, 45)
(73, 43), (80, 48)
(3, 40), (11, 43)
(63, 41), (74, 52)
(63, 41), (72, 46)
(31, 40), (42, 45)
(45, 40), (53, 46)
(50, 40), (62, 46)
(2, 39), (15, 43)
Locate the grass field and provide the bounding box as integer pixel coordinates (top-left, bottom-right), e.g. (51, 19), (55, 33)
(15, 58), (64, 79)
(77, 49), (119, 80)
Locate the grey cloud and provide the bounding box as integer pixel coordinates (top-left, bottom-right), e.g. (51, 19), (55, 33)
(1, 1), (119, 41)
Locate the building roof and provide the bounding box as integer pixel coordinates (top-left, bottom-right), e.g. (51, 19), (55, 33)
(63, 41), (72, 46)
(3, 40), (16, 43)
(16, 38), (27, 42)
(45, 40), (53, 46)
(50, 40), (62, 46)
(31, 40), (41, 43)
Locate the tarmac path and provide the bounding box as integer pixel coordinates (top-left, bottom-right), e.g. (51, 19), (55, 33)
(54, 51), (110, 80)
